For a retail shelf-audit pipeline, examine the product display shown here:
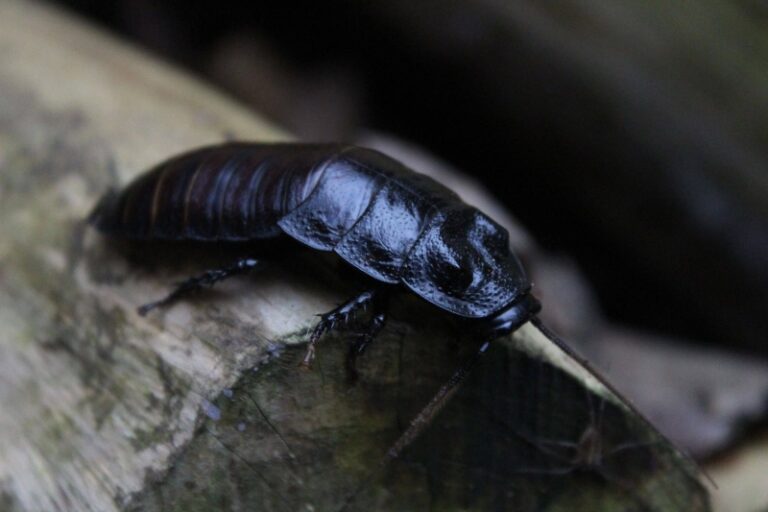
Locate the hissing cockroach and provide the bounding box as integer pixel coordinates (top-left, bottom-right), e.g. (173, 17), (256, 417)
(89, 142), (541, 457)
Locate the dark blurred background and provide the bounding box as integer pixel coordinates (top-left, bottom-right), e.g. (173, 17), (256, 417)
(53, 0), (768, 356)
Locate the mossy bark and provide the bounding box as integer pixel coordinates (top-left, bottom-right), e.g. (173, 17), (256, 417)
(0, 2), (708, 511)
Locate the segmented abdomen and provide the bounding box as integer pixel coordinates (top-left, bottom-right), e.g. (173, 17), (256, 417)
(90, 143), (341, 240)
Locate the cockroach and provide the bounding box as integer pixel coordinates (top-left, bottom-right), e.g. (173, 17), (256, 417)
(89, 142), (541, 457)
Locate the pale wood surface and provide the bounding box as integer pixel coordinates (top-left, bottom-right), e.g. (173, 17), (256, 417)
(0, 2), (307, 510)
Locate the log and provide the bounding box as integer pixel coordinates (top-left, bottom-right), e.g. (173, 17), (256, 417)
(0, 2), (708, 511)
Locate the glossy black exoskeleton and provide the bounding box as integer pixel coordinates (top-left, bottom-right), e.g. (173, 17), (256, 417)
(89, 142), (541, 456)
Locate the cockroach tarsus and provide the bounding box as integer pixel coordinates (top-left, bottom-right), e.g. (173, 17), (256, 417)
(88, 142), (542, 458)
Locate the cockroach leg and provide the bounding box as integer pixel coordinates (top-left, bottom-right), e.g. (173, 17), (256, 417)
(137, 258), (261, 316)
(346, 306), (388, 382)
(300, 288), (382, 369)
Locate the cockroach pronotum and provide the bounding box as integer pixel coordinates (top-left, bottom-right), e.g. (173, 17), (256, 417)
(89, 142), (541, 458)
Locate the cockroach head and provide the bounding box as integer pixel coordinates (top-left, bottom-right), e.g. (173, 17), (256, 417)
(402, 208), (533, 319)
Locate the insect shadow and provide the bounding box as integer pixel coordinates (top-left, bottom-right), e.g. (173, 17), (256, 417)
(511, 390), (658, 479)
(490, 373), (689, 512)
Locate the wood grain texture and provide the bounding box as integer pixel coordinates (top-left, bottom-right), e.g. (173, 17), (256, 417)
(0, 2), (708, 511)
